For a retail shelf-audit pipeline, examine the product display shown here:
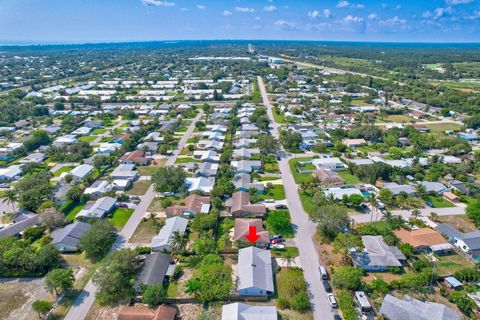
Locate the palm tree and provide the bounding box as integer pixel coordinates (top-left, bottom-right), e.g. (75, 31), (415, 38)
(381, 210), (393, 222)
(1, 189), (18, 213)
(366, 193), (377, 223)
(411, 209), (422, 218)
(170, 231), (186, 255)
(429, 211), (439, 222)
(281, 251), (296, 268)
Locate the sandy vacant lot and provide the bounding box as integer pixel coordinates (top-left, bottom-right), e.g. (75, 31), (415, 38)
(0, 278), (46, 320)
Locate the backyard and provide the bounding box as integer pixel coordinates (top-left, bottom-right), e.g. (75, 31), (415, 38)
(109, 208), (134, 228)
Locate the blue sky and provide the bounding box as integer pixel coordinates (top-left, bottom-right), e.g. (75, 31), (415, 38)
(1, 0), (479, 43)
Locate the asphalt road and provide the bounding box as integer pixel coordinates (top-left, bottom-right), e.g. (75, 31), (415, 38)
(258, 76), (335, 320)
(64, 110), (203, 320)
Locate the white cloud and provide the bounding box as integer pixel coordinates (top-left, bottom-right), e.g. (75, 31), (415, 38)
(308, 9), (332, 19)
(196, 4), (205, 10)
(368, 13), (378, 20)
(382, 16), (406, 25)
(434, 6), (453, 19)
(465, 10), (480, 19)
(235, 6), (255, 13)
(356, 4), (365, 9)
(263, 5), (277, 12)
(180, 7), (188, 11)
(141, 0), (175, 7)
(344, 15), (364, 23)
(222, 10), (232, 16)
(422, 11), (432, 18)
(336, 1), (350, 8)
(274, 20), (296, 29)
(446, 0), (473, 5)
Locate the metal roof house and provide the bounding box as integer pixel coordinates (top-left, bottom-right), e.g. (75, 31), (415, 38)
(77, 196), (116, 220)
(50, 221), (91, 252)
(379, 294), (459, 320)
(436, 223), (480, 261)
(151, 217), (188, 252)
(221, 303), (277, 320)
(237, 247), (274, 296)
(68, 164), (94, 182)
(351, 236), (406, 272)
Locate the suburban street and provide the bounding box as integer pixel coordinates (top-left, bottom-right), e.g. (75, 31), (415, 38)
(64, 110), (204, 320)
(258, 76), (335, 320)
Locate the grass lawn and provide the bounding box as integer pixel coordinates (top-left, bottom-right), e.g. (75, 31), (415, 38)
(91, 128), (107, 135)
(272, 246), (299, 258)
(138, 166), (161, 176)
(425, 123), (464, 135)
(100, 136), (113, 143)
(273, 110), (285, 123)
(264, 162), (279, 173)
(166, 281), (179, 298)
(175, 127), (188, 133)
(109, 208), (134, 229)
(130, 218), (162, 243)
(381, 114), (416, 123)
(289, 157), (314, 184)
(174, 157), (199, 164)
(299, 192), (316, 215)
(78, 135), (96, 143)
(338, 171), (361, 184)
(258, 176), (281, 182)
(53, 165), (73, 177)
(275, 268), (313, 318)
(430, 253), (472, 276)
(424, 195), (455, 208)
(266, 210), (294, 238)
(64, 203), (85, 220)
(126, 180), (152, 195)
(258, 185), (286, 201)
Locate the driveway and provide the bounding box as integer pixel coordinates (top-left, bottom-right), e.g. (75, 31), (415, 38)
(64, 110), (204, 320)
(258, 76), (335, 320)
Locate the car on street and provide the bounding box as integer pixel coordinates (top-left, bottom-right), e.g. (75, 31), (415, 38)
(327, 293), (338, 308)
(322, 279), (332, 292)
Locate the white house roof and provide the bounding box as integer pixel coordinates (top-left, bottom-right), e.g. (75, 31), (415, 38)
(151, 217), (188, 251)
(221, 303), (277, 320)
(237, 247), (274, 293)
(70, 164), (94, 179)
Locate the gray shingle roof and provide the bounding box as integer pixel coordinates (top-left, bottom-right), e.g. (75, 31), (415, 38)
(50, 221), (91, 250)
(136, 252), (171, 286)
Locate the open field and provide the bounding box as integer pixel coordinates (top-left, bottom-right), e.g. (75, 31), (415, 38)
(425, 122), (464, 134)
(126, 180), (151, 195)
(0, 278), (46, 320)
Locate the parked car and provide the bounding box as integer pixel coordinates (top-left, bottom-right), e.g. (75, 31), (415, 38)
(0, 183), (9, 188)
(322, 280), (332, 293)
(333, 315), (342, 320)
(327, 293), (338, 308)
(117, 203), (128, 208)
(274, 203), (287, 209)
(319, 265), (328, 280)
(271, 243), (285, 250)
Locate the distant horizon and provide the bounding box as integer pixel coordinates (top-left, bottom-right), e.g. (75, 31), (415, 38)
(1, 1), (479, 44)
(1, 39), (480, 48)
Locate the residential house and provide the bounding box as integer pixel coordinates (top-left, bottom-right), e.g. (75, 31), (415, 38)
(53, 134), (78, 146)
(382, 182), (416, 196)
(120, 150), (150, 166)
(237, 246), (274, 296)
(448, 180), (470, 195)
(419, 181), (448, 194)
(67, 164), (94, 182)
(351, 235), (406, 272)
(379, 294), (459, 320)
(196, 162), (219, 177)
(233, 173), (265, 193)
(0, 214), (39, 239)
(221, 303), (277, 320)
(233, 219), (270, 248)
(71, 126), (92, 136)
(84, 180), (113, 197)
(342, 138), (367, 149)
(77, 196), (116, 220)
(232, 148), (261, 160)
(436, 224), (480, 260)
(134, 252), (172, 291)
(312, 157), (347, 171)
(324, 187), (363, 201)
(313, 169), (345, 186)
(228, 191), (266, 218)
(165, 195), (210, 218)
(0, 165), (22, 181)
(193, 150), (220, 163)
(50, 221), (92, 252)
(184, 177), (215, 194)
(231, 160), (262, 174)
(137, 141), (159, 154)
(95, 142), (121, 154)
(117, 305), (177, 320)
(394, 228), (452, 254)
(151, 217), (189, 252)
(110, 164), (138, 189)
(19, 152), (45, 164)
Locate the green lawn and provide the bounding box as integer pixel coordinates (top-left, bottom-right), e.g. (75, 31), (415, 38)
(174, 157), (199, 164)
(289, 157), (315, 184)
(91, 128), (107, 135)
(338, 171), (361, 184)
(126, 180), (152, 195)
(78, 136), (96, 143)
(425, 123), (464, 135)
(53, 165), (73, 177)
(427, 253), (471, 276)
(109, 208), (134, 228)
(138, 166), (161, 176)
(100, 136), (113, 143)
(272, 246), (299, 258)
(258, 176), (281, 182)
(424, 195), (455, 208)
(265, 210), (294, 238)
(299, 192), (316, 215)
(258, 185), (286, 201)
(63, 202), (86, 220)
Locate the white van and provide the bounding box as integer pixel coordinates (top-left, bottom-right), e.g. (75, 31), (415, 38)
(319, 266), (328, 280)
